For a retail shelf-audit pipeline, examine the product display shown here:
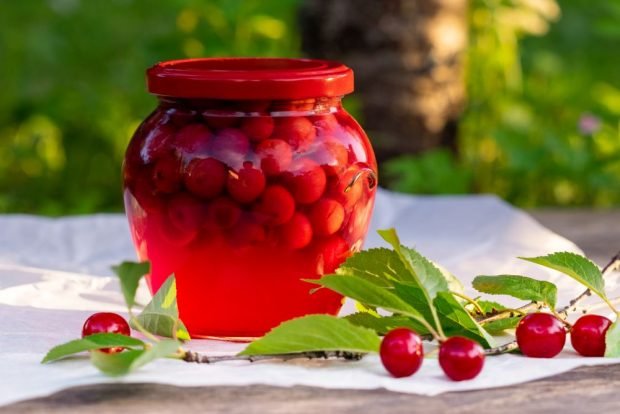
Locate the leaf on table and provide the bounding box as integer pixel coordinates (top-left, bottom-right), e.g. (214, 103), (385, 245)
(239, 315), (380, 355)
(42, 333), (145, 363)
(482, 317), (522, 334)
(521, 252), (606, 300)
(472, 274), (558, 308)
(344, 312), (430, 336)
(111, 261), (150, 309)
(132, 274), (191, 341)
(434, 292), (495, 348)
(90, 339), (180, 376)
(605, 319), (620, 357)
(308, 274), (424, 319)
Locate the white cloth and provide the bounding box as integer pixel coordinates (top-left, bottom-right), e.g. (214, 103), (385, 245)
(0, 189), (618, 405)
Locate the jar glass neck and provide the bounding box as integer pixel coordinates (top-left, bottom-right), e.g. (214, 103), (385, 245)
(156, 96), (343, 115)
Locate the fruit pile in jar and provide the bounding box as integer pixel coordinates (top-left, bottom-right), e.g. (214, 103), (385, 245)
(123, 98), (377, 337)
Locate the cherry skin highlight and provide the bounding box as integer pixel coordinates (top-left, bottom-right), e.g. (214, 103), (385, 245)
(438, 336), (485, 381)
(82, 312), (131, 354)
(516, 313), (567, 358)
(380, 328), (424, 378)
(571, 314), (612, 357)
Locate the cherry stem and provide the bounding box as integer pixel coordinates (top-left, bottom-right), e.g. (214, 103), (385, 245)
(451, 291), (485, 315)
(181, 350), (365, 364)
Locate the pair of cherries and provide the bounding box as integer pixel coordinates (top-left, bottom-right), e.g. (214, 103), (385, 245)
(516, 312), (612, 358)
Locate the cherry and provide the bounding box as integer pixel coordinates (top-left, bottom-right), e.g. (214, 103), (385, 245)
(309, 198), (345, 236)
(329, 167), (364, 210)
(167, 193), (205, 235)
(152, 154), (182, 193)
(82, 312), (131, 354)
(208, 128), (250, 167)
(256, 138), (293, 176)
(311, 140), (349, 177)
(203, 111), (240, 129)
(184, 157), (227, 199)
(312, 235), (349, 274)
(273, 117), (316, 150)
(241, 116), (275, 142)
(311, 113), (339, 135)
(380, 328), (424, 378)
(438, 336), (485, 381)
(227, 162), (266, 203)
(175, 123), (212, 155)
(254, 185), (296, 225)
(278, 212), (313, 249)
(571, 314), (612, 357)
(141, 123), (175, 162)
(516, 313), (567, 358)
(206, 197), (241, 230)
(284, 159), (327, 204)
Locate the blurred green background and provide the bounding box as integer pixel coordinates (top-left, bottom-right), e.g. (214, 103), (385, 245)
(0, 0), (618, 214)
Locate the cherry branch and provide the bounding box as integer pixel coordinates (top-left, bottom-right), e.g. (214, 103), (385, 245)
(182, 350), (365, 364)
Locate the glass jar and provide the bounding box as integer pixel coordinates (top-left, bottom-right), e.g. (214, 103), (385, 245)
(123, 58), (377, 338)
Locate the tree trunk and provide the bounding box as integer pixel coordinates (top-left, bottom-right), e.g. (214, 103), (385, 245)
(299, 0), (467, 163)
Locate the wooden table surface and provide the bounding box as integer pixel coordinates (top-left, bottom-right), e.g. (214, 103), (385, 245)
(3, 209), (620, 414)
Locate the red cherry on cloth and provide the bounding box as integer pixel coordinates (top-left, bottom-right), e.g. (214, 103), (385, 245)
(516, 313), (567, 358)
(254, 185), (296, 225)
(273, 117), (316, 151)
(439, 336), (485, 381)
(241, 116), (275, 142)
(227, 162), (266, 204)
(278, 212), (313, 249)
(256, 138), (293, 176)
(82, 312), (131, 354)
(284, 159), (327, 205)
(380, 328), (424, 378)
(571, 314), (612, 357)
(184, 157), (227, 199)
(309, 198), (345, 236)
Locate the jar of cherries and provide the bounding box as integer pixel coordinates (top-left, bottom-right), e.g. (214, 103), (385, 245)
(123, 58), (377, 338)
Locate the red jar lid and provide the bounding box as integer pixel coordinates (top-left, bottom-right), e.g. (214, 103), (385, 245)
(147, 57), (354, 100)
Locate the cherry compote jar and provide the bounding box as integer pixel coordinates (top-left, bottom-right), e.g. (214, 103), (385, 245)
(123, 58), (377, 338)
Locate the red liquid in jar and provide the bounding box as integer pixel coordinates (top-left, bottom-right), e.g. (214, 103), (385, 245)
(124, 97), (376, 338)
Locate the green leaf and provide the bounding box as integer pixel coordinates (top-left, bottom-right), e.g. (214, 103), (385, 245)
(378, 228), (449, 334)
(111, 261), (150, 309)
(344, 313), (430, 336)
(434, 292), (495, 348)
(133, 274), (190, 341)
(604, 319), (620, 357)
(472, 274), (558, 308)
(308, 274), (424, 319)
(42, 333), (145, 363)
(477, 300), (508, 315)
(239, 315), (380, 355)
(482, 317), (522, 334)
(521, 252), (605, 300)
(91, 339), (180, 376)
(377, 229), (450, 299)
(336, 248), (410, 284)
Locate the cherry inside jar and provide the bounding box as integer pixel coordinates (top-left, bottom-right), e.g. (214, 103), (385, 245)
(123, 58), (377, 338)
